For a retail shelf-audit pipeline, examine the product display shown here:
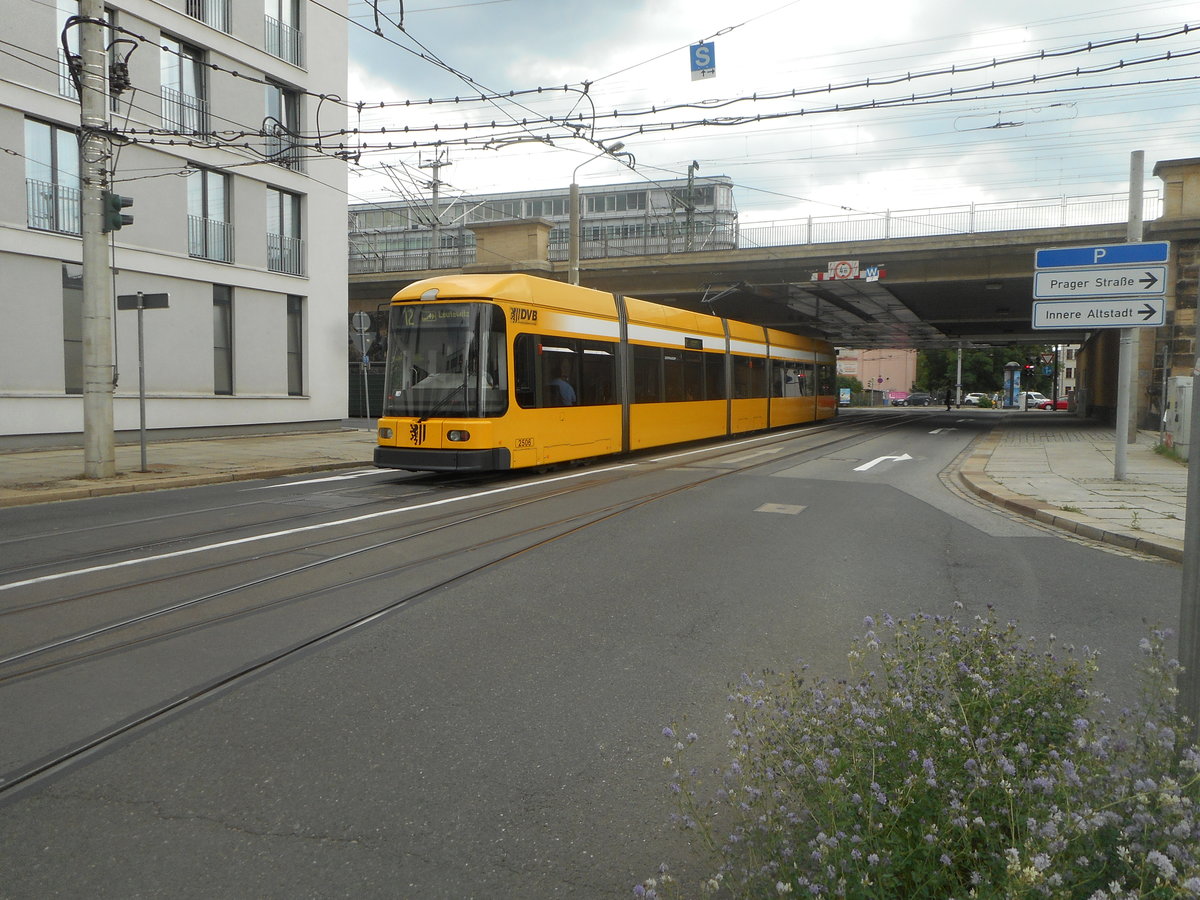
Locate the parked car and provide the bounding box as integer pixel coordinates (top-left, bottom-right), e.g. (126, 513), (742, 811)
(1020, 391), (1049, 408)
(962, 392), (987, 406)
(1036, 396), (1069, 410)
(898, 392), (932, 407)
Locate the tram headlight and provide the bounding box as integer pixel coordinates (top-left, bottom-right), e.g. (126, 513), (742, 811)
(447, 430), (471, 442)
(378, 427), (393, 439)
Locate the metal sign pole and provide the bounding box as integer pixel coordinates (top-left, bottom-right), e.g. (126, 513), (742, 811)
(363, 357), (371, 421)
(116, 292), (169, 472)
(1179, 274), (1200, 733)
(1115, 151), (1145, 480)
(137, 292), (147, 472)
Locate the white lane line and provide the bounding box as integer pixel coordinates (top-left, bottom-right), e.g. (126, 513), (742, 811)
(251, 470), (382, 488)
(0, 464), (638, 592)
(854, 453), (913, 472)
(651, 431), (795, 462)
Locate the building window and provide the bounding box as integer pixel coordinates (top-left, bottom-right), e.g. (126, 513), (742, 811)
(264, 0), (303, 66)
(161, 36), (209, 135)
(186, 0), (231, 33)
(56, 0), (79, 99)
(188, 167), (233, 262)
(266, 187), (304, 275)
(265, 81), (303, 171)
(25, 119), (81, 235)
(286, 295), (304, 395)
(587, 192), (647, 214)
(62, 263), (83, 394)
(527, 197), (567, 218)
(213, 285), (233, 395)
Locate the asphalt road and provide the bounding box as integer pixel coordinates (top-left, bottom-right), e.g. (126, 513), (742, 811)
(0, 412), (1182, 898)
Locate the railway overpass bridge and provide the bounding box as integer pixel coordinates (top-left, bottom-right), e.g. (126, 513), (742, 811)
(351, 157), (1200, 425)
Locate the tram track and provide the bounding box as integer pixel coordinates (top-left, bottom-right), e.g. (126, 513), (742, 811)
(0, 418), (881, 798)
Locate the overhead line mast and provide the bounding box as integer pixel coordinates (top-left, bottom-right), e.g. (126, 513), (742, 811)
(79, 0), (116, 478)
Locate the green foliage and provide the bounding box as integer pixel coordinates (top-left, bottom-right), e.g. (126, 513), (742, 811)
(1154, 444), (1186, 466)
(916, 346), (1053, 395)
(641, 611), (1200, 899)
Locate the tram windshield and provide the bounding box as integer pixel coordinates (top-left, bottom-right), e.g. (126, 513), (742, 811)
(382, 302), (508, 418)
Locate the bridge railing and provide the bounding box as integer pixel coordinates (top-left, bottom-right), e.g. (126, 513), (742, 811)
(736, 191), (1161, 249)
(348, 191), (1162, 274)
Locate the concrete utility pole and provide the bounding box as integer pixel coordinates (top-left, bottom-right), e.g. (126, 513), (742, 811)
(1114, 150), (1145, 481)
(685, 160), (699, 252)
(420, 150), (450, 270)
(79, 0), (116, 478)
(568, 142), (625, 286)
(955, 346), (963, 406)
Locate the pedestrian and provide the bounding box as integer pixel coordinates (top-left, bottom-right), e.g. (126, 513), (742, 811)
(945, 387), (953, 410)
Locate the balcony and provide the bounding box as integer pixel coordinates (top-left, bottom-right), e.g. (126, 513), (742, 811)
(265, 132), (305, 172)
(161, 86), (210, 136)
(264, 15), (304, 67)
(26, 178), (81, 235)
(267, 232), (305, 275)
(58, 49), (78, 99)
(188, 215), (234, 262)
(186, 0), (232, 33)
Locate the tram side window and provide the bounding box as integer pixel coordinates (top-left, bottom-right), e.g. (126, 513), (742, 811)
(632, 344), (662, 403)
(732, 355), (767, 399)
(663, 350), (685, 402)
(683, 350), (704, 401)
(818, 362), (836, 395)
(774, 361), (815, 397)
(579, 339), (616, 405)
(513, 334), (615, 408)
(705, 351), (726, 400)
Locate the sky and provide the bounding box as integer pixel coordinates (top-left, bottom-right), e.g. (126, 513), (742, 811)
(341, 0), (1199, 225)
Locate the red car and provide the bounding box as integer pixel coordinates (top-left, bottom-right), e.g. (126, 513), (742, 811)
(1036, 396), (1069, 410)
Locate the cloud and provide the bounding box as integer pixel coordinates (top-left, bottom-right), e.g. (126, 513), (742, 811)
(343, 0), (1200, 218)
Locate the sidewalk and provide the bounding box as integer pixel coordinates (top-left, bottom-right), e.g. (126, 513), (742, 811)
(955, 414), (1188, 563)
(0, 415), (1189, 563)
(0, 424), (378, 508)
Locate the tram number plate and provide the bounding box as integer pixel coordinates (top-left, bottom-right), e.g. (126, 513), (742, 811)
(515, 437), (535, 449)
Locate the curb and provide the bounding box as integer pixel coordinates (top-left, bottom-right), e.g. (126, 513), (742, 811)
(0, 460), (368, 508)
(956, 435), (1183, 564)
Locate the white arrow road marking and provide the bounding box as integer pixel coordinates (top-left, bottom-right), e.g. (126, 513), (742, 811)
(854, 453), (913, 472)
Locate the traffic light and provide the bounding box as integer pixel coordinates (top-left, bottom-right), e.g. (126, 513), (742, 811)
(101, 190), (133, 233)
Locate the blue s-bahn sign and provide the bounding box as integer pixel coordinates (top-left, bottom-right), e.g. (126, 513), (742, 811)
(690, 42), (715, 81)
(1035, 241), (1170, 269)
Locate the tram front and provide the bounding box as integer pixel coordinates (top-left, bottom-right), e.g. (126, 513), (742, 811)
(374, 292), (510, 472)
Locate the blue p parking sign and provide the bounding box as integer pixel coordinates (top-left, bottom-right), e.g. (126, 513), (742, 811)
(690, 42), (715, 80)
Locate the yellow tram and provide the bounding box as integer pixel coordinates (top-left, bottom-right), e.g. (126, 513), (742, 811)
(373, 274), (837, 473)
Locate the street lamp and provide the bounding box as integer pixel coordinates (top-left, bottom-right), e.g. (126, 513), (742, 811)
(568, 141), (626, 286)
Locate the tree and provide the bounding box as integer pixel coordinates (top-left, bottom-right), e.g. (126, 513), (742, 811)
(916, 346), (1053, 394)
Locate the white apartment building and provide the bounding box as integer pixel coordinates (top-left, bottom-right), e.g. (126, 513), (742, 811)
(0, 0), (347, 448)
